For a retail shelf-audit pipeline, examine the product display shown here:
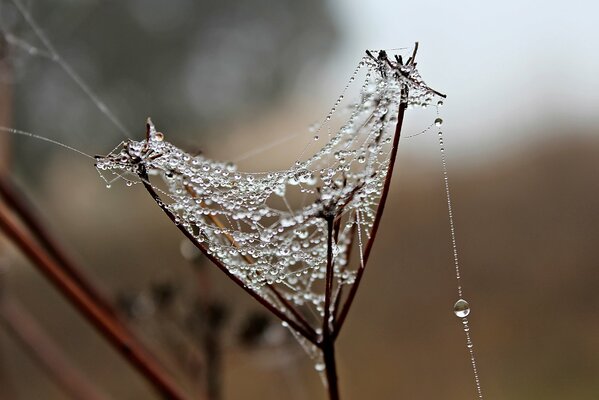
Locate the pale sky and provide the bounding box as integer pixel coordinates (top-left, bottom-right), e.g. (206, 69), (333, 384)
(321, 0), (599, 161)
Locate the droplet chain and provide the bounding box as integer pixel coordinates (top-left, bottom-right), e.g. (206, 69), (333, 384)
(437, 120), (484, 399)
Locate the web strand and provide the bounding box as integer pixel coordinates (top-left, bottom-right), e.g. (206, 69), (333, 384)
(0, 127), (94, 160)
(438, 126), (484, 400)
(9, 0), (132, 139)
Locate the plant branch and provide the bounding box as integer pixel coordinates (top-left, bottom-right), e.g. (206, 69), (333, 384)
(320, 215), (340, 400)
(334, 88), (408, 337)
(323, 216), (335, 336)
(0, 176), (117, 318)
(0, 206), (190, 400)
(138, 167), (319, 345)
(0, 296), (110, 400)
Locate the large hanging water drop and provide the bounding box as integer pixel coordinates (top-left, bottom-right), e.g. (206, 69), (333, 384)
(453, 299), (470, 318)
(434, 117), (443, 127)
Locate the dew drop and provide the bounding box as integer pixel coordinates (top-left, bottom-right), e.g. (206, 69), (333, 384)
(453, 299), (470, 318)
(225, 162), (236, 172)
(434, 118), (443, 127)
(314, 362), (325, 372)
(314, 135), (319, 141)
(437, 100), (444, 107)
(105, 184), (111, 189)
(154, 132), (164, 141)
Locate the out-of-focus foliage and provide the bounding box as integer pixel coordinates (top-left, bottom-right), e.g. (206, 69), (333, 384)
(1, 0), (337, 170)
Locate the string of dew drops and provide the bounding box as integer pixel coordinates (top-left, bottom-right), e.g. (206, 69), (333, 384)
(436, 105), (484, 400)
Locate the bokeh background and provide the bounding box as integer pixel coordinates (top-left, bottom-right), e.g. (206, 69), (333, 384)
(1, 0), (598, 399)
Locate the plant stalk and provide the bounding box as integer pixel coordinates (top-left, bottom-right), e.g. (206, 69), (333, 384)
(0, 206), (190, 400)
(334, 89), (408, 336)
(0, 176), (117, 318)
(139, 167), (319, 345)
(321, 337), (340, 400)
(0, 297), (110, 400)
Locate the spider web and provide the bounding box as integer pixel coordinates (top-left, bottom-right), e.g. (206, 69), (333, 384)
(94, 51), (444, 351)
(2, 1), (442, 331)
(3, 0), (482, 388)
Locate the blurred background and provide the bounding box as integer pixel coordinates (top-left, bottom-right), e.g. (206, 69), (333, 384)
(0, 0), (598, 399)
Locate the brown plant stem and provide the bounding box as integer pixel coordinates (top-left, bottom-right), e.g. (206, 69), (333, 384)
(321, 337), (339, 400)
(185, 184), (316, 338)
(0, 296), (110, 400)
(139, 167), (319, 346)
(321, 215), (340, 400)
(0, 206), (190, 400)
(323, 216), (335, 334)
(0, 176), (117, 318)
(334, 89), (408, 337)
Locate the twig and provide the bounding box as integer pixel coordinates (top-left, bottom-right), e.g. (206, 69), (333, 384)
(321, 216), (340, 400)
(0, 296), (110, 400)
(334, 87), (408, 337)
(0, 206), (191, 400)
(139, 167), (319, 346)
(0, 31), (12, 173)
(0, 176), (118, 318)
(184, 185), (316, 338)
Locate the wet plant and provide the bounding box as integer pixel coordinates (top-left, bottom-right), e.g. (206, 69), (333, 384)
(94, 46), (445, 399)
(0, 2), (464, 399)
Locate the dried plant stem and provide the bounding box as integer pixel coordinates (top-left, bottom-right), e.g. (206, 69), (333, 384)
(186, 185), (316, 338)
(0, 297), (110, 400)
(321, 216), (340, 400)
(333, 91), (408, 336)
(0, 206), (190, 400)
(321, 338), (339, 400)
(139, 167), (319, 345)
(0, 176), (117, 318)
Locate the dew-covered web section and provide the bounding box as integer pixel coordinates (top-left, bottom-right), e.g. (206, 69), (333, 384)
(92, 48), (485, 388)
(2, 0), (484, 394)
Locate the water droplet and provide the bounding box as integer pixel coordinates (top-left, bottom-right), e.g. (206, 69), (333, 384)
(357, 155), (366, 163)
(314, 135), (319, 141)
(453, 299), (470, 318)
(225, 162), (236, 172)
(105, 184), (111, 189)
(315, 362), (325, 372)
(154, 132), (164, 141)
(437, 100), (444, 107)
(434, 118), (443, 127)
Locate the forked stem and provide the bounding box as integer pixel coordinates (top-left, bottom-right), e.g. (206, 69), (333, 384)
(0, 205), (190, 400)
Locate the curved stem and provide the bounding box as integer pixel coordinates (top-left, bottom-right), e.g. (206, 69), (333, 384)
(138, 167), (319, 345)
(334, 91), (408, 337)
(0, 206), (190, 400)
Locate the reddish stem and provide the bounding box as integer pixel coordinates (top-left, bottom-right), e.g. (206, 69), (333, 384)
(0, 297), (110, 400)
(0, 176), (117, 318)
(138, 167), (319, 345)
(0, 207), (190, 400)
(334, 90), (408, 337)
